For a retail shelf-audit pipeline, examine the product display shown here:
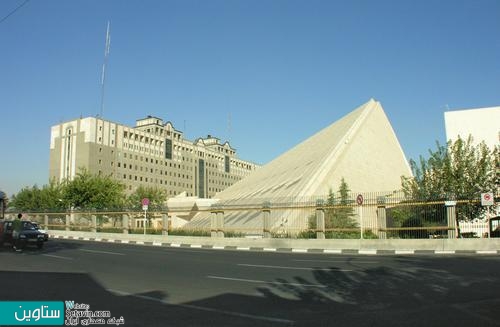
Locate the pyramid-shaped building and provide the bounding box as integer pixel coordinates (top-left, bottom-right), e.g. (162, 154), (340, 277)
(184, 99), (412, 232)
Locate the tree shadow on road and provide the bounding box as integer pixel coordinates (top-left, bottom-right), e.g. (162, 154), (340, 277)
(246, 256), (500, 326)
(1, 256), (499, 327)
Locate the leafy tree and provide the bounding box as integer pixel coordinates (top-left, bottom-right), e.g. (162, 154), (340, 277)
(62, 168), (125, 210)
(10, 185), (42, 212)
(126, 185), (167, 210)
(401, 135), (498, 221)
(10, 180), (65, 212)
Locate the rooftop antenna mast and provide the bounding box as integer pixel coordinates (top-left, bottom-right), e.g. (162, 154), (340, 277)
(99, 21), (111, 118)
(227, 112), (232, 141)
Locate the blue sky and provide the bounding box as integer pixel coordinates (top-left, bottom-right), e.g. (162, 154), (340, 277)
(1, 0), (499, 197)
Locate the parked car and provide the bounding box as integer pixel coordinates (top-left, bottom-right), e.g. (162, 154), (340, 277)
(0, 220), (45, 249)
(30, 222), (49, 241)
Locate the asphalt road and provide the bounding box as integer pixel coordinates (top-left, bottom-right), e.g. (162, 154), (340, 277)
(1, 239), (500, 327)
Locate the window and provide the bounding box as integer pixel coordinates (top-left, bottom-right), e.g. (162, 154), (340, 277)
(165, 139), (173, 159)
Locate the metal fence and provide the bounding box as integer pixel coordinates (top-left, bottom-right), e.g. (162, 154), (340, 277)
(4, 191), (498, 239)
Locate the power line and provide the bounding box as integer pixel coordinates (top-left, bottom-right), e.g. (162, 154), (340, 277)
(0, 0), (30, 25)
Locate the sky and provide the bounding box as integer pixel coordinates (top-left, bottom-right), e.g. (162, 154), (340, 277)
(0, 0), (499, 197)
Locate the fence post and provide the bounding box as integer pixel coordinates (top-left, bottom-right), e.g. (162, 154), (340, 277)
(122, 214), (129, 234)
(210, 206), (218, 238)
(377, 196), (387, 240)
(162, 214), (169, 236)
(446, 201), (457, 239)
(44, 215), (49, 231)
(262, 201), (271, 238)
(65, 214), (70, 231)
(217, 210), (225, 238)
(91, 215), (97, 233)
(316, 199), (325, 239)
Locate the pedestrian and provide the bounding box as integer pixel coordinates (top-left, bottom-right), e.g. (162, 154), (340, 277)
(12, 213), (23, 251)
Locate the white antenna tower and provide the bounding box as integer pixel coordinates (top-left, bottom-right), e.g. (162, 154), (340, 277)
(100, 21), (111, 118)
(227, 112), (232, 141)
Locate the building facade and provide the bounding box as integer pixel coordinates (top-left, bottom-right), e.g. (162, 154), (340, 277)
(444, 106), (500, 151)
(49, 116), (259, 198)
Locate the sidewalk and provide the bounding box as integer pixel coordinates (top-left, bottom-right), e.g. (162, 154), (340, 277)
(49, 230), (500, 255)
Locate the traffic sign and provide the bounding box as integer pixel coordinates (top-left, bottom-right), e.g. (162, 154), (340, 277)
(481, 193), (494, 206)
(356, 194), (364, 205)
(141, 198), (150, 206)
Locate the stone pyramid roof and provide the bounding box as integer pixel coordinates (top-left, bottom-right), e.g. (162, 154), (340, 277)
(184, 99), (411, 230)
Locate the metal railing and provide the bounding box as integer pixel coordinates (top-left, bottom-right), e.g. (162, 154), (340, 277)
(4, 191), (497, 240)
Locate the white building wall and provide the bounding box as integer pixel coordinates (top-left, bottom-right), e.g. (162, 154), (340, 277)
(444, 107), (500, 150)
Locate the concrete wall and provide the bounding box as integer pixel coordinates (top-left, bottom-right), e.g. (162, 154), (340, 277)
(48, 230), (500, 252)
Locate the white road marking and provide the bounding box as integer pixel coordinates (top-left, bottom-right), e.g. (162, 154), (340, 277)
(238, 263), (352, 271)
(395, 250), (415, 255)
(292, 259), (378, 264)
(79, 249), (125, 256)
(42, 254), (73, 260)
(476, 250), (497, 254)
(263, 248), (277, 252)
(207, 275), (327, 288)
(170, 243), (181, 247)
(358, 249), (377, 255)
(291, 248), (308, 253)
(108, 288), (294, 325)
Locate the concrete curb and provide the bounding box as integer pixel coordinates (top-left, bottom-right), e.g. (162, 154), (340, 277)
(49, 232), (500, 256)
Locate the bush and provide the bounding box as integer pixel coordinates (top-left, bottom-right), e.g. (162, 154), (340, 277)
(399, 217), (429, 239)
(129, 228), (163, 235)
(297, 229), (378, 239)
(167, 229), (210, 237)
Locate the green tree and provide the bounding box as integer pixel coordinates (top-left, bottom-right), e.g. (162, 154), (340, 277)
(307, 178), (359, 238)
(62, 168), (126, 210)
(10, 180), (66, 212)
(401, 135), (498, 221)
(10, 185), (42, 212)
(126, 185), (167, 210)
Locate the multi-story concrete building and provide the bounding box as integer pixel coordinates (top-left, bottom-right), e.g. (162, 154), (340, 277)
(49, 116), (259, 198)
